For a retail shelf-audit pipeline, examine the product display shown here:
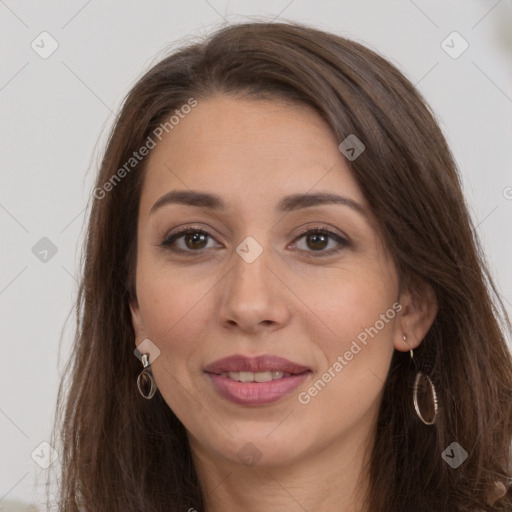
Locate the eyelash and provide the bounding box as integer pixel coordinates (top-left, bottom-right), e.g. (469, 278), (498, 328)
(159, 224), (350, 258)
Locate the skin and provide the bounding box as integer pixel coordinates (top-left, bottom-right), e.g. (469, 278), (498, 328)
(130, 95), (438, 512)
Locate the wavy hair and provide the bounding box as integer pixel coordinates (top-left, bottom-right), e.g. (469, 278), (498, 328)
(52, 21), (512, 511)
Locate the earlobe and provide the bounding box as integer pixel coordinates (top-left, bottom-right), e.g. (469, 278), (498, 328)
(394, 284), (438, 352)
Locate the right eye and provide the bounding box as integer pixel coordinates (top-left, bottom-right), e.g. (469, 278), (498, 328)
(159, 226), (222, 254)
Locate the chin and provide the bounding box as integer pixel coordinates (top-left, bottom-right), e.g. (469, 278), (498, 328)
(210, 427), (309, 469)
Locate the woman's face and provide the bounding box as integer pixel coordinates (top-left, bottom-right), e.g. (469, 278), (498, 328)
(130, 94), (415, 468)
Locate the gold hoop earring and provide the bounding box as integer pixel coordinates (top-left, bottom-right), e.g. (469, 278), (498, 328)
(137, 353), (157, 399)
(403, 334), (438, 426)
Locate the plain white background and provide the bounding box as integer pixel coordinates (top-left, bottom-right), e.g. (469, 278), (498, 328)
(1, 0), (511, 506)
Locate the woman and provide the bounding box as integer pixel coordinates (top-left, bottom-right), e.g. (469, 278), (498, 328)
(52, 21), (512, 511)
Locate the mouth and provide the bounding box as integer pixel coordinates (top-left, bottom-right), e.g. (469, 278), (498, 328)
(204, 354), (312, 406)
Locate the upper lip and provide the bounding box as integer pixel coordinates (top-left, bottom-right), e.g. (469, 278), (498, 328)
(204, 355), (311, 375)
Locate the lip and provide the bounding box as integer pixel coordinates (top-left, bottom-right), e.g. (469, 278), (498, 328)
(204, 354), (312, 406)
(203, 354), (311, 374)
(207, 373), (310, 406)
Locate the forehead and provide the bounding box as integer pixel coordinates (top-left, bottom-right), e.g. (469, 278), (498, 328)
(139, 95), (368, 215)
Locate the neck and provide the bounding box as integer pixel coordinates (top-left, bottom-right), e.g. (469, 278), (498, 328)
(188, 423), (374, 512)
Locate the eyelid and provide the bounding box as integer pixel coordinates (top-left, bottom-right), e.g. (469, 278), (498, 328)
(292, 223), (349, 243)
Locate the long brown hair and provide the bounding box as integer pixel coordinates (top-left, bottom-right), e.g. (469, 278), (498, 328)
(52, 21), (512, 511)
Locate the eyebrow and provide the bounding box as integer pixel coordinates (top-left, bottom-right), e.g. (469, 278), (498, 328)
(149, 189), (367, 218)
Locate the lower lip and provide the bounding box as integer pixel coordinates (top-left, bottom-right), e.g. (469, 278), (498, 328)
(206, 372), (311, 406)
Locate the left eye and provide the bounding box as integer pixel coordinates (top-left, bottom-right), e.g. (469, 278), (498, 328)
(159, 226), (350, 256)
(290, 228), (350, 255)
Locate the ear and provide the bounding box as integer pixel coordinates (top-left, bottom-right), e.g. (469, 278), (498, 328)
(129, 296), (148, 346)
(394, 282), (438, 352)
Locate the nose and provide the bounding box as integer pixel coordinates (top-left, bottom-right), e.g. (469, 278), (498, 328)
(217, 240), (291, 334)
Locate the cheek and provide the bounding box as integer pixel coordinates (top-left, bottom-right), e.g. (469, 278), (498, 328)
(136, 251), (217, 342)
(135, 260), (220, 396)
(302, 262), (398, 385)
(295, 287), (397, 437)
(136, 274), (210, 415)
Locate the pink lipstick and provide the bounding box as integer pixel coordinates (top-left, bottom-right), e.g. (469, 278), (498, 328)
(204, 354), (311, 406)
